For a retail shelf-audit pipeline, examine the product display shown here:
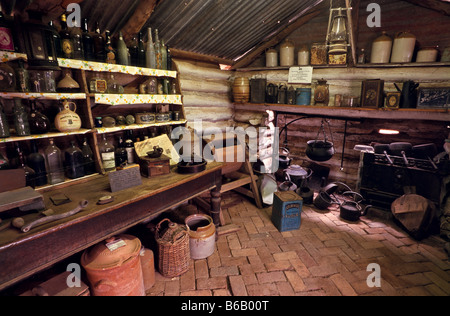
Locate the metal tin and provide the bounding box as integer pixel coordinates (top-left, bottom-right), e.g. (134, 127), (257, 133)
(136, 113), (156, 124)
(156, 112), (170, 122)
(271, 191), (303, 232)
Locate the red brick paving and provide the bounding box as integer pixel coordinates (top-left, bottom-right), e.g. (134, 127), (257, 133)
(147, 192), (450, 296)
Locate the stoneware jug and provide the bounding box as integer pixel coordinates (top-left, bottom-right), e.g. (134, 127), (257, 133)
(55, 100), (82, 133)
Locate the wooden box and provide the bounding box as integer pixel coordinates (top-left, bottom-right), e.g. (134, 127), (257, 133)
(21, 271), (90, 296)
(140, 155), (171, 178)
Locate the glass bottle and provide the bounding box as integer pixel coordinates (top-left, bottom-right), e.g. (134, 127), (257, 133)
(161, 39), (167, 70)
(166, 45), (172, 70)
(99, 134), (115, 172)
(17, 148), (35, 188)
(89, 72), (108, 93)
(70, 19), (84, 60)
(154, 29), (162, 69)
(0, 61), (16, 92)
(28, 140), (48, 187)
(44, 138), (65, 185)
(28, 100), (50, 135)
(124, 131), (135, 164)
(105, 30), (116, 64)
(115, 136), (127, 167)
(82, 18), (95, 61)
(129, 35), (139, 67)
(15, 60), (30, 92)
(60, 14), (74, 59)
(81, 137), (96, 175)
(107, 74), (123, 93)
(13, 98), (30, 136)
(49, 21), (63, 58)
(64, 140), (85, 179)
(138, 32), (146, 67)
(117, 32), (129, 66)
(93, 22), (105, 62)
(145, 28), (156, 69)
(0, 101), (10, 138)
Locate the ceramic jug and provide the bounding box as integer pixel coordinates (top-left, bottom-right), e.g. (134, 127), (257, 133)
(391, 32), (416, 63)
(55, 100), (82, 132)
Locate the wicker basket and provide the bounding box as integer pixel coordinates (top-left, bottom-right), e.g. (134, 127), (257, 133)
(155, 218), (190, 278)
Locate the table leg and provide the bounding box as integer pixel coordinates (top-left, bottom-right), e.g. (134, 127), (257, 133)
(210, 188), (222, 227)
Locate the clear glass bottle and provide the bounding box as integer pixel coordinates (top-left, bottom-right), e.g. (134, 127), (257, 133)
(0, 101), (10, 138)
(99, 134), (115, 172)
(13, 98), (30, 136)
(124, 132), (135, 164)
(81, 137), (96, 175)
(28, 140), (48, 187)
(44, 138), (65, 185)
(154, 29), (162, 69)
(89, 72), (108, 93)
(117, 32), (129, 66)
(146, 28), (156, 69)
(107, 74), (123, 94)
(64, 140), (85, 179)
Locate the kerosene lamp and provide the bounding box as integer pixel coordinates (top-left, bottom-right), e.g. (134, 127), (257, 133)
(21, 11), (60, 70)
(326, 1), (350, 64)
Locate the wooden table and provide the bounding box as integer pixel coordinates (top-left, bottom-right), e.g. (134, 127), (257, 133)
(0, 162), (223, 291)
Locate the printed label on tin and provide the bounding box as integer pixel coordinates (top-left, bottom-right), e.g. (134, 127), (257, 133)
(105, 238), (127, 252)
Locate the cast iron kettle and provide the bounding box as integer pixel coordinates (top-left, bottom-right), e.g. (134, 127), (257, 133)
(340, 191), (373, 222)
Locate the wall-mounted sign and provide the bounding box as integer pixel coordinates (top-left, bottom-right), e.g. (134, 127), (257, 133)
(288, 67), (313, 84)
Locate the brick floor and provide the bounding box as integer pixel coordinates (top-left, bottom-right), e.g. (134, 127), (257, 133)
(147, 192), (450, 296)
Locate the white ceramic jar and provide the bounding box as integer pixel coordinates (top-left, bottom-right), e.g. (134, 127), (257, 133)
(298, 45), (310, 65)
(416, 47), (439, 62)
(370, 31), (392, 64)
(280, 39), (295, 67)
(266, 48), (278, 67)
(391, 31), (416, 63)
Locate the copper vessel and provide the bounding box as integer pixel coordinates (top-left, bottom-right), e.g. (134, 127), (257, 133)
(81, 234), (145, 296)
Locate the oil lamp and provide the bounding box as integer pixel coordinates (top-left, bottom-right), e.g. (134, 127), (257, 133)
(327, 7), (349, 55)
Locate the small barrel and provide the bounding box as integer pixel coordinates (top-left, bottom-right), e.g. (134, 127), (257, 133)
(232, 77), (250, 103)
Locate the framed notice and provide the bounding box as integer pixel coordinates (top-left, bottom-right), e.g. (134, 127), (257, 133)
(288, 67), (313, 84)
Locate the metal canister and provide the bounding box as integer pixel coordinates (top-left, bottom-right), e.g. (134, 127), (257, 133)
(81, 235), (145, 296)
(136, 113), (156, 124)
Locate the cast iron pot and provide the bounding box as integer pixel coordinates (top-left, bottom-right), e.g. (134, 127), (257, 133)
(297, 186), (314, 205)
(313, 191), (339, 210)
(306, 140), (335, 162)
(284, 165), (313, 188)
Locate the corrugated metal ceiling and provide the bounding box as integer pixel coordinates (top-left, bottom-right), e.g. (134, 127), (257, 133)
(143, 0), (325, 61)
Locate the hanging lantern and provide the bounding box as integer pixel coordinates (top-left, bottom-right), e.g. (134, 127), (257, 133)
(327, 7), (349, 55)
(21, 11), (60, 70)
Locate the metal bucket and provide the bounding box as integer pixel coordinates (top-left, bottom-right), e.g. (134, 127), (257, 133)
(185, 214), (216, 260)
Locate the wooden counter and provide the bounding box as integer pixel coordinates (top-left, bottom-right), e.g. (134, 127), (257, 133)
(0, 162), (223, 291)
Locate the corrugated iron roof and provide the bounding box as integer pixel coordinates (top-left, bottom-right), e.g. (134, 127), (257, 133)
(143, 0), (324, 61)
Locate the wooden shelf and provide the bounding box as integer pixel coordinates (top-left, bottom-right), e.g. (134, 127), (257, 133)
(0, 92), (87, 100)
(58, 58), (178, 78)
(0, 129), (93, 144)
(93, 94), (183, 106)
(95, 120), (188, 134)
(0, 52), (27, 63)
(234, 103), (450, 122)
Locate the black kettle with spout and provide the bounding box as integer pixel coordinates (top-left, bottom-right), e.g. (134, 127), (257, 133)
(400, 80), (419, 109)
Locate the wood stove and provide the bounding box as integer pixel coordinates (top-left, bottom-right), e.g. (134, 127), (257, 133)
(358, 151), (448, 210)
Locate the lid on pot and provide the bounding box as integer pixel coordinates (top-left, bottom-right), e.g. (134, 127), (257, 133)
(286, 165), (308, 177)
(81, 234), (142, 270)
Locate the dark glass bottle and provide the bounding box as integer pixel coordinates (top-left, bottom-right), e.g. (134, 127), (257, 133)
(0, 101), (10, 138)
(93, 22), (105, 62)
(28, 140), (48, 187)
(70, 20), (84, 60)
(15, 59), (30, 92)
(29, 101), (50, 135)
(115, 136), (127, 167)
(64, 140), (85, 179)
(104, 30), (116, 64)
(138, 32), (146, 67)
(129, 35), (139, 67)
(82, 18), (95, 61)
(49, 21), (63, 58)
(60, 14), (73, 59)
(81, 138), (96, 175)
(13, 98), (30, 136)
(17, 148), (35, 188)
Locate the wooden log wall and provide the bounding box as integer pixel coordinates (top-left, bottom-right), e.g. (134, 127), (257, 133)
(174, 59), (234, 132)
